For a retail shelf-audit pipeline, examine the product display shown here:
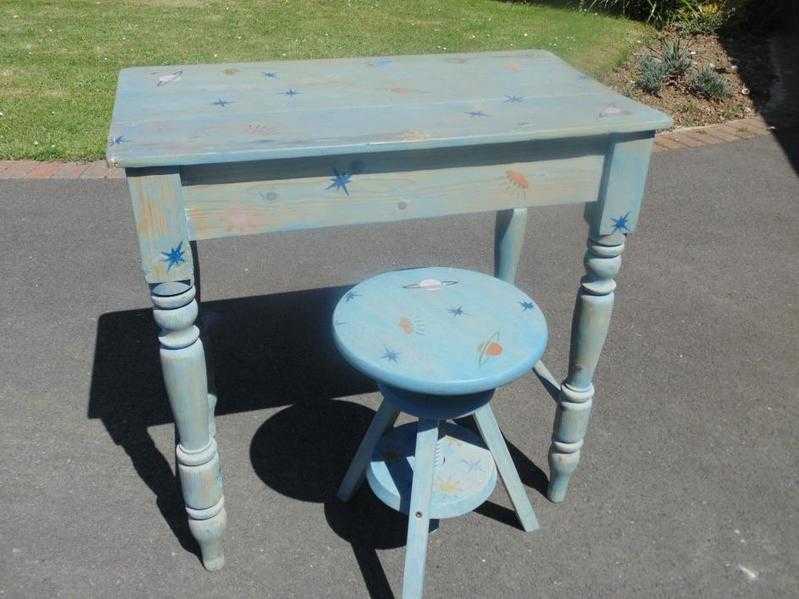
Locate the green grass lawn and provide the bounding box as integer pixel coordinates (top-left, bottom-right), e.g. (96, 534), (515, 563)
(0, 0), (649, 161)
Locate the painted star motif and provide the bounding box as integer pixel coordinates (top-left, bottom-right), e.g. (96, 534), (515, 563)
(281, 88), (300, 96)
(212, 98), (233, 107)
(520, 301), (535, 311)
(448, 306), (465, 316)
(263, 71), (278, 78)
(504, 95), (524, 103)
(110, 135), (127, 145)
(326, 168), (352, 196)
(344, 291), (360, 302)
(461, 458), (484, 473)
(466, 110), (489, 117)
(161, 242), (186, 271)
(611, 212), (631, 233)
(381, 347), (399, 362)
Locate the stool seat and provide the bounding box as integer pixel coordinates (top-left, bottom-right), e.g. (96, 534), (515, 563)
(333, 267), (547, 395)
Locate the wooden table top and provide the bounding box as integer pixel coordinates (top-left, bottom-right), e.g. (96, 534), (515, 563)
(107, 50), (671, 169)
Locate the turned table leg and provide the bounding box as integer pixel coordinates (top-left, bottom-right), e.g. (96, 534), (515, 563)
(494, 208), (528, 284)
(152, 281), (227, 570)
(548, 234), (624, 503)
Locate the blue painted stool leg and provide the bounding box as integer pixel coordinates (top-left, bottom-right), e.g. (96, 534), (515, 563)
(402, 419), (439, 599)
(494, 208), (528, 284)
(473, 405), (539, 532)
(337, 400), (400, 502)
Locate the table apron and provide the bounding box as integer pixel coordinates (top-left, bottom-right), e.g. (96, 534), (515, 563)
(179, 141), (607, 240)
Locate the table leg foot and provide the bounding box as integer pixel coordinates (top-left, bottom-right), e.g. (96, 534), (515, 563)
(188, 501), (227, 570)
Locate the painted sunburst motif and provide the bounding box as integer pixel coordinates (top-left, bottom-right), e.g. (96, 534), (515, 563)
(398, 316), (426, 336)
(435, 477), (463, 495)
(505, 169), (531, 201)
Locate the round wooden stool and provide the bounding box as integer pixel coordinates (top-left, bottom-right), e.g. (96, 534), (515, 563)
(333, 267), (548, 599)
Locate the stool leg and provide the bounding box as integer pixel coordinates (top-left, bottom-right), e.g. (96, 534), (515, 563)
(402, 419), (438, 599)
(337, 400), (399, 502)
(473, 405), (539, 532)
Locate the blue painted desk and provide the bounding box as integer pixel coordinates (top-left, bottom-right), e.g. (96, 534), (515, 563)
(107, 50), (670, 570)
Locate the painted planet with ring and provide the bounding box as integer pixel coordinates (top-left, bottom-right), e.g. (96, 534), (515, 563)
(403, 278), (458, 291)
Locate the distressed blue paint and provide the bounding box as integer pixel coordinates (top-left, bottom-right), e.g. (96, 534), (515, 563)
(585, 135), (656, 235)
(113, 51), (665, 578)
(107, 50), (669, 169)
(332, 267), (547, 395)
(467, 110), (489, 117)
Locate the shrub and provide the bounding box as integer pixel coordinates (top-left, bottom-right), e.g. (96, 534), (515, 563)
(578, 1), (682, 23)
(691, 65), (730, 100)
(636, 56), (668, 94)
(676, 0), (730, 34)
(578, 0), (789, 30)
(659, 38), (692, 78)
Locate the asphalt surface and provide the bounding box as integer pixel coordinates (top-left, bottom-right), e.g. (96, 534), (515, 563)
(1, 130), (797, 598)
